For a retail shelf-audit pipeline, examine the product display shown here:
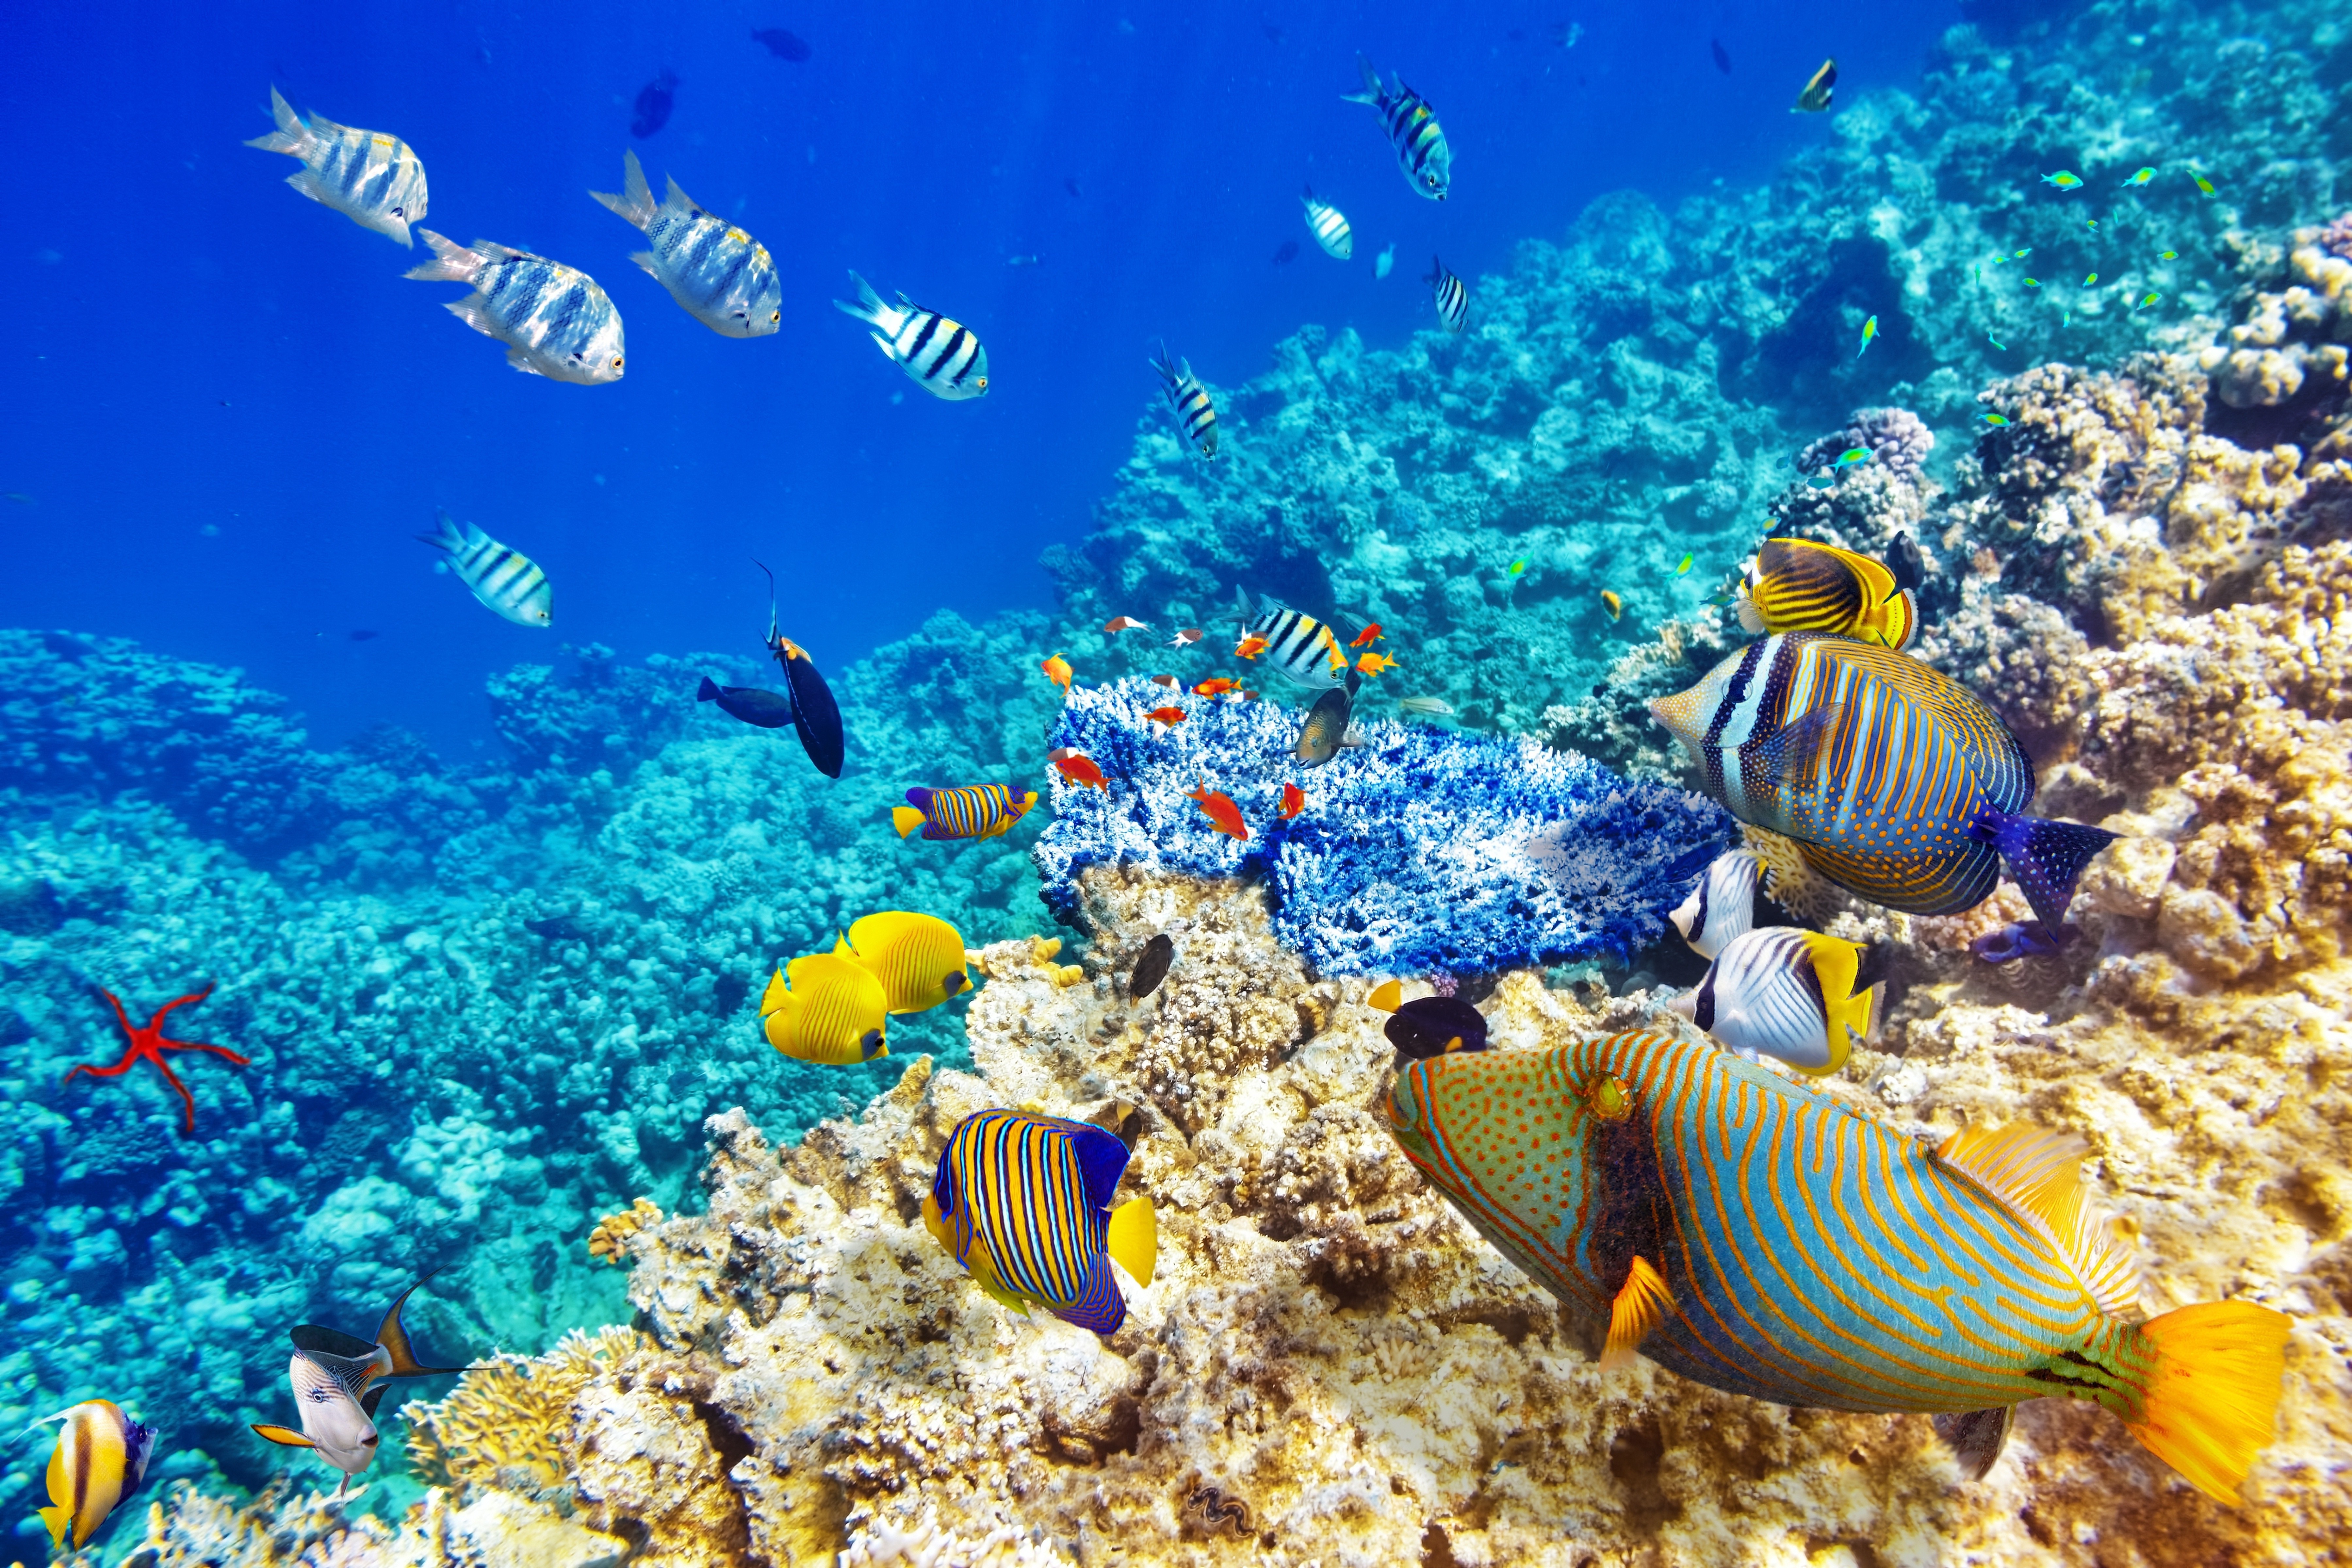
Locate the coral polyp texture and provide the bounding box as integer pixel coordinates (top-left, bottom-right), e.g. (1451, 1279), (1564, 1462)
(1034, 678), (1732, 974)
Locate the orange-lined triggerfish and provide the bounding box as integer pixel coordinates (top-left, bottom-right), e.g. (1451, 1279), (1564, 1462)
(1387, 1029), (2291, 1502)
(33, 1400), (155, 1549)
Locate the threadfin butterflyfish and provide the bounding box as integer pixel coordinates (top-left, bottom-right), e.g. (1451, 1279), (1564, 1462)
(33, 1400), (155, 1549)
(1736, 536), (1921, 649)
(1668, 847), (1771, 960)
(1669, 926), (1887, 1075)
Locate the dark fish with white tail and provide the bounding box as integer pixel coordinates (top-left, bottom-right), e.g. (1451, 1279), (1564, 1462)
(417, 510), (551, 627)
(834, 271), (988, 400)
(591, 151), (781, 337)
(405, 233), (625, 384)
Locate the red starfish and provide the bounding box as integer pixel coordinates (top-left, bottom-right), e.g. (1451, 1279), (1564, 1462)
(63, 985), (251, 1136)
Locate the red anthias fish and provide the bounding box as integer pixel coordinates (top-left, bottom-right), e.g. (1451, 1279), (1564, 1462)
(1192, 677), (1242, 697)
(1050, 747), (1108, 790)
(1280, 783), (1305, 819)
(1349, 623), (1385, 647)
(1188, 785), (1249, 840)
(1146, 706), (1188, 727)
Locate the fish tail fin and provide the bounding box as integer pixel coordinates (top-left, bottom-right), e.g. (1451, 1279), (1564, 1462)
(589, 148), (658, 227)
(401, 231), (479, 285)
(833, 269), (889, 328)
(414, 507), (465, 554)
(1424, 253), (1442, 286)
(244, 86), (311, 155)
(2120, 1299), (2291, 1506)
(375, 1273), (469, 1377)
(1974, 808), (2120, 928)
(697, 677), (721, 703)
(1107, 1196), (1157, 1288)
(1366, 979), (1402, 1013)
(892, 806), (926, 838)
(758, 966), (789, 1015)
(1342, 53), (1382, 103)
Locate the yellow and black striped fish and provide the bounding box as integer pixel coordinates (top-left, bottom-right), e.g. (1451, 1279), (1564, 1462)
(1300, 185), (1353, 260)
(923, 1109), (1157, 1334)
(892, 784), (1037, 841)
(834, 271), (989, 400)
(590, 151), (781, 338)
(1793, 58), (1838, 113)
(1387, 1029), (2291, 1502)
(1738, 536), (1920, 649)
(1669, 926), (1885, 1075)
(245, 88), (427, 246)
(1235, 589), (1350, 692)
(34, 1400), (154, 1549)
(1342, 54), (1452, 200)
(840, 910), (970, 1014)
(1427, 255), (1469, 333)
(1151, 343), (1219, 459)
(416, 510), (551, 627)
(1650, 632), (2116, 927)
(405, 233), (625, 384)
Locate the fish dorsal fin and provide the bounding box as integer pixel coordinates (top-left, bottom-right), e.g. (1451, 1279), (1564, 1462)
(1931, 1124), (2140, 1314)
(292, 1346), (383, 1403)
(291, 1324), (379, 1361)
(375, 1275), (469, 1377)
(1064, 1121), (1133, 1213)
(760, 966), (789, 1015)
(848, 911), (919, 957)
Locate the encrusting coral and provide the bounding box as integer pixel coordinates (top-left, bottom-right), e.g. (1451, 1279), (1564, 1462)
(586, 1198), (663, 1266)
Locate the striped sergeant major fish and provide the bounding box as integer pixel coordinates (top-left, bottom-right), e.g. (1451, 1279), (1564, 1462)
(251, 1277), (470, 1497)
(1342, 54), (1452, 200)
(1738, 535), (1922, 650)
(1151, 342), (1219, 459)
(1300, 186), (1353, 260)
(417, 509), (552, 626)
(893, 784), (1038, 841)
(244, 87), (427, 246)
(1649, 632), (2117, 929)
(1669, 925), (1886, 1075)
(1386, 1029), (2292, 1502)
(923, 1109), (1157, 1334)
(834, 271), (989, 400)
(32, 1400), (155, 1549)
(1427, 255), (1469, 333)
(404, 233), (625, 384)
(1234, 588), (1351, 691)
(590, 150), (781, 337)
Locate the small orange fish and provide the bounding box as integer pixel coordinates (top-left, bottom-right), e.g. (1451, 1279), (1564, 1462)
(1146, 705), (1188, 727)
(1348, 623), (1384, 648)
(1355, 651), (1401, 677)
(1188, 784), (1249, 840)
(1192, 677), (1242, 697)
(1169, 627), (1203, 648)
(1280, 783), (1305, 819)
(1040, 654), (1072, 691)
(1049, 746), (1107, 790)
(1150, 673), (1179, 687)
(1104, 615), (1153, 634)
(1234, 635), (1269, 660)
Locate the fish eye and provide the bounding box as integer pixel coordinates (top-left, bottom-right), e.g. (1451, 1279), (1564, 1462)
(612, 357), (624, 368)
(771, 311), (781, 322)
(390, 207), (403, 217)
(975, 376), (988, 390)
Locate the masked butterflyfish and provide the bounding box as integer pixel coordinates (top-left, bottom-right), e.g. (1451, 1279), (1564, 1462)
(251, 1275), (470, 1496)
(842, 911), (971, 1014)
(32, 1399), (155, 1549)
(759, 951), (890, 1064)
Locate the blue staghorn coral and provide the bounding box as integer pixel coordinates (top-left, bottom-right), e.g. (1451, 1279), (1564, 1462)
(1034, 679), (1734, 975)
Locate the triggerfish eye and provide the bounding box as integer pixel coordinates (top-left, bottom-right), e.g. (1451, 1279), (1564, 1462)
(1590, 1074), (1633, 1120)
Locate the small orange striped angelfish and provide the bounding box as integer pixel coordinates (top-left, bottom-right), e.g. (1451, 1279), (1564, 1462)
(892, 784), (1037, 842)
(1386, 1029), (2290, 1503)
(34, 1399), (156, 1549)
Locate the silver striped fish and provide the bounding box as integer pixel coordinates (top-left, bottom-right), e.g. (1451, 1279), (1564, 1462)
(834, 272), (989, 400)
(1300, 186), (1353, 260)
(1668, 925), (1885, 1075)
(244, 88), (428, 246)
(1668, 847), (1761, 959)
(404, 233), (625, 385)
(1427, 255), (1469, 332)
(1234, 589), (1348, 691)
(1342, 55), (1452, 200)
(1151, 343), (1218, 459)
(590, 151), (781, 338)
(416, 510), (552, 627)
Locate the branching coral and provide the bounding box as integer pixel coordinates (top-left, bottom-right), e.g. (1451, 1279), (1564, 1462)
(405, 1326), (642, 1496)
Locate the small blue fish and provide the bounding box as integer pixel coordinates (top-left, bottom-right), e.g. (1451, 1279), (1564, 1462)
(2120, 167), (2155, 188)
(1970, 920), (2076, 964)
(1856, 315), (1878, 358)
(2042, 170), (2084, 190)
(2085, 218), (2100, 232)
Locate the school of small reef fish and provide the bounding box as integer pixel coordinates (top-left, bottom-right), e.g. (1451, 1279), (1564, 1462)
(25, 41), (2277, 1553)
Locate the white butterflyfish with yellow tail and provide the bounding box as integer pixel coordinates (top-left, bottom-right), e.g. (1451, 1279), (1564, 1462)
(1669, 926), (1887, 1076)
(590, 150), (782, 338)
(404, 232), (625, 384)
(1669, 848), (1766, 960)
(833, 271), (989, 400)
(32, 1399), (155, 1550)
(244, 87), (427, 246)
(1300, 185), (1353, 259)
(251, 1277), (470, 1497)
(417, 509), (552, 627)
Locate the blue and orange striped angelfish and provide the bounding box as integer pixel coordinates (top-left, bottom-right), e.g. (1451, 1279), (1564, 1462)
(923, 1110), (1158, 1335)
(892, 784), (1038, 842)
(31, 1399), (155, 1549)
(1386, 1030), (2291, 1503)
(1649, 631), (2117, 928)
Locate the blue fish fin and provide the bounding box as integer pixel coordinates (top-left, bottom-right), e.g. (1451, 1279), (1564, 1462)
(697, 677), (721, 703)
(1973, 808), (2119, 928)
(1341, 52), (1382, 104)
(1745, 703), (1840, 790)
(1048, 1251), (1129, 1336)
(1066, 1122), (1132, 1214)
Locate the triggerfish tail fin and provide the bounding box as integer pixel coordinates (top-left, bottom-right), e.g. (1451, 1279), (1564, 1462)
(1601, 1256), (1674, 1373)
(1107, 1196), (1157, 1289)
(250, 1423), (317, 1449)
(1973, 807), (2120, 928)
(892, 806), (927, 839)
(1931, 1406), (2015, 1482)
(2120, 1299), (2292, 1505)
(376, 1274), (470, 1377)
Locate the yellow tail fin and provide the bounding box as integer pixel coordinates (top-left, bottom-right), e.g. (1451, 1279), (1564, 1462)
(2123, 1299), (2290, 1505)
(1601, 1255), (1674, 1373)
(1107, 1196), (1157, 1288)
(892, 806), (926, 838)
(1366, 979), (1402, 1013)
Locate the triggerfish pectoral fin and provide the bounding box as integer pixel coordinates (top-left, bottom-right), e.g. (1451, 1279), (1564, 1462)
(1971, 807), (2119, 929)
(1601, 1256), (1675, 1373)
(250, 1423), (318, 1449)
(1106, 1196), (1157, 1289)
(1932, 1406), (2016, 1482)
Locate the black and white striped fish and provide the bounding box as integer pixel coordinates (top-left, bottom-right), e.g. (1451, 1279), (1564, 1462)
(834, 272), (989, 400)
(1669, 848), (1764, 960)
(416, 510), (552, 627)
(1235, 589), (1349, 691)
(1426, 255), (1469, 332)
(244, 88), (428, 246)
(590, 151), (781, 338)
(404, 233), (625, 385)
(1669, 927), (1887, 1076)
(1341, 55), (1452, 200)
(1151, 343), (1218, 459)
(1300, 186), (1353, 260)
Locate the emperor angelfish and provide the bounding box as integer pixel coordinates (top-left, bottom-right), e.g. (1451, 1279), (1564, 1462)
(1649, 632), (2117, 928)
(1739, 536), (1921, 650)
(590, 150), (782, 337)
(1668, 847), (1765, 960)
(33, 1400), (155, 1550)
(1300, 186), (1353, 260)
(244, 87), (427, 246)
(251, 1277), (469, 1497)
(834, 271), (988, 400)
(1341, 54), (1451, 200)
(405, 232), (625, 384)
(1427, 255), (1469, 333)
(1669, 926), (1886, 1076)
(417, 510), (551, 627)
(1151, 343), (1218, 459)
(1386, 1029), (2291, 1504)
(1236, 589), (1349, 691)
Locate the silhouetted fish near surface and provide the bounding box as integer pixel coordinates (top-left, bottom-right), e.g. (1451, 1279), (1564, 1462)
(1131, 933), (1175, 1000)
(632, 69), (678, 138)
(1272, 239), (1299, 266)
(347, 629), (379, 642)
(1710, 38), (1732, 74)
(751, 27), (811, 61)
(698, 676), (794, 729)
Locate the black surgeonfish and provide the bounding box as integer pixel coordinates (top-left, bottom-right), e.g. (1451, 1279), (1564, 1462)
(1131, 933), (1175, 1000)
(698, 676), (794, 729)
(755, 562), (846, 777)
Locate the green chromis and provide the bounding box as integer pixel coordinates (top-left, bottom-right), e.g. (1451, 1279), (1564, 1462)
(1832, 447), (1871, 470)
(2192, 170), (2216, 195)
(1980, 412), (2010, 425)
(2160, 249), (2178, 260)
(2042, 170), (2084, 190)
(2120, 166), (2156, 188)
(1987, 331), (2007, 349)
(1675, 553), (1694, 575)
(2134, 291), (2162, 311)
(2084, 271), (2099, 285)
(1855, 314), (1878, 358)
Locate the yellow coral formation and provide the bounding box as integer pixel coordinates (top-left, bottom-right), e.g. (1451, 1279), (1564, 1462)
(405, 1326), (640, 1496)
(587, 1196), (663, 1264)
